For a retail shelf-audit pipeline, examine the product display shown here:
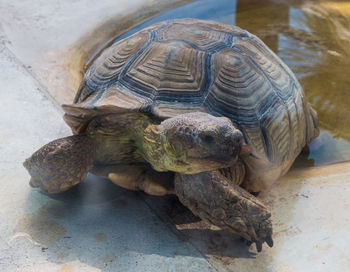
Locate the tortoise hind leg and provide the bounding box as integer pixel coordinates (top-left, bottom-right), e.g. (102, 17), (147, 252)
(92, 164), (145, 191)
(175, 170), (273, 252)
(104, 164), (174, 196)
(140, 169), (174, 196)
(23, 135), (96, 194)
(307, 102), (320, 141)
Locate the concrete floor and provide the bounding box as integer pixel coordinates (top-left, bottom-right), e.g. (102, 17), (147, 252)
(0, 0), (350, 271)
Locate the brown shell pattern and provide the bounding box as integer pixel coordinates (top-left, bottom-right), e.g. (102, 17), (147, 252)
(65, 19), (316, 164)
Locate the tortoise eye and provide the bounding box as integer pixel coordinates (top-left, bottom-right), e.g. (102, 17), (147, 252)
(203, 135), (214, 144)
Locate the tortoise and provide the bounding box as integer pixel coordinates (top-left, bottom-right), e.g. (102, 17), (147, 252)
(23, 19), (319, 252)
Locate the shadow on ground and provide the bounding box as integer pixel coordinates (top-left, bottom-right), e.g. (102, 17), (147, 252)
(19, 173), (258, 270)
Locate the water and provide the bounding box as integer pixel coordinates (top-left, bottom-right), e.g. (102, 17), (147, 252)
(90, 0), (350, 167)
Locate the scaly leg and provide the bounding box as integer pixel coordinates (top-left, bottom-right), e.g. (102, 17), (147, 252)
(175, 170), (273, 252)
(23, 135), (95, 194)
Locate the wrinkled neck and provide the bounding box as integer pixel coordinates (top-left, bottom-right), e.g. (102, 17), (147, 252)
(138, 124), (169, 172)
(90, 113), (156, 165)
(87, 112), (174, 170)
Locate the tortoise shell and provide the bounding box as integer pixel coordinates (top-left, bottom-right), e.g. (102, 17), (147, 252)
(63, 19), (318, 185)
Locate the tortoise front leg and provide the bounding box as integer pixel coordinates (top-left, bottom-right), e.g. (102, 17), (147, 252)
(23, 135), (95, 194)
(175, 170), (273, 252)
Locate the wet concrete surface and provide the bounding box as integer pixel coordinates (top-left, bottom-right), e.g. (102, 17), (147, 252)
(0, 41), (212, 271)
(142, 162), (350, 272)
(0, 0), (193, 105)
(1, 0), (350, 271)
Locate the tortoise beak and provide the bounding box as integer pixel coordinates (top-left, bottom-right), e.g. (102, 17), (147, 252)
(204, 129), (243, 166)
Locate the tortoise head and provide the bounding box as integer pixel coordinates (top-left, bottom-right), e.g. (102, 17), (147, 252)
(143, 112), (243, 174)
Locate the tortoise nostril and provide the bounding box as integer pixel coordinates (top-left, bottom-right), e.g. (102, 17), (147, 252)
(203, 135), (214, 144)
(233, 132), (243, 146)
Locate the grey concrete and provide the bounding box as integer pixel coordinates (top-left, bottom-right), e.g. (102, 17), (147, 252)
(0, 0), (193, 104)
(0, 44), (213, 271)
(143, 162), (350, 272)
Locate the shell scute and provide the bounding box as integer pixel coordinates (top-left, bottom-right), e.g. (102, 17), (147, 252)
(233, 35), (297, 100)
(155, 22), (231, 51)
(122, 41), (207, 101)
(76, 31), (151, 103)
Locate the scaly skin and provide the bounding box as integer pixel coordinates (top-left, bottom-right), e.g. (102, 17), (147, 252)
(23, 135), (96, 194)
(24, 112), (241, 193)
(141, 112), (243, 174)
(175, 171), (273, 251)
(23, 112), (273, 250)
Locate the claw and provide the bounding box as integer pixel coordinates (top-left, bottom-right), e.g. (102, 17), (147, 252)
(266, 236), (274, 247)
(255, 241), (263, 252)
(247, 224), (258, 242)
(239, 236), (254, 247)
(245, 240), (253, 246)
(29, 178), (39, 188)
